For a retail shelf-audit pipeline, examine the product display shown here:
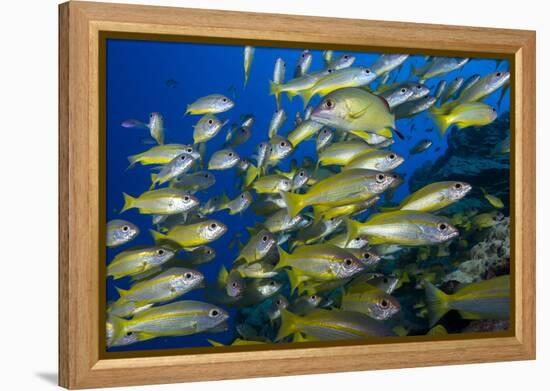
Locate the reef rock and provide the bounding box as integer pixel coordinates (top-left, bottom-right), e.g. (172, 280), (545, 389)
(443, 217), (510, 284)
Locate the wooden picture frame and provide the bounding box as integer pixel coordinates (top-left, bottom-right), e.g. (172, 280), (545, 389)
(59, 1), (536, 389)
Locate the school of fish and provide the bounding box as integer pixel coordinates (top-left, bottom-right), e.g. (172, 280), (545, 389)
(108, 47), (510, 348)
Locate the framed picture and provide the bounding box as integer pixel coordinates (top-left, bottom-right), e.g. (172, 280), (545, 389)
(59, 1), (536, 389)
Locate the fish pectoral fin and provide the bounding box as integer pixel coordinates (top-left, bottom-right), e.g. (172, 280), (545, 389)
(348, 105), (370, 119)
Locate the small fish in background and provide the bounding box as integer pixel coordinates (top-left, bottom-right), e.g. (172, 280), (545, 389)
(411, 57), (469, 82)
(370, 54), (409, 77)
(121, 188), (199, 215)
(286, 119), (324, 147)
(170, 171), (216, 193)
(316, 128), (334, 152)
(179, 246), (216, 265)
(217, 191), (253, 215)
(267, 295), (290, 321)
(243, 46), (255, 87)
(218, 265), (246, 298)
(272, 57), (286, 109)
(208, 148), (240, 170)
(107, 219), (139, 248)
(343, 150), (404, 172)
(267, 136), (294, 164)
(409, 139), (433, 155)
(379, 85), (415, 109)
(394, 95), (437, 119)
(237, 229), (277, 264)
(268, 109), (287, 139)
(192, 114), (228, 144)
(322, 50), (333, 67)
(294, 50), (312, 78)
(327, 54), (356, 70)
(149, 152), (197, 189)
(440, 76), (464, 103)
(444, 71), (510, 109)
(225, 123), (252, 147)
(185, 94), (234, 115)
(430, 102), (498, 136)
(481, 187), (504, 209)
(294, 111), (303, 126)
(165, 78), (178, 88)
(341, 283), (401, 320)
(121, 112), (165, 145)
(434, 80), (447, 100)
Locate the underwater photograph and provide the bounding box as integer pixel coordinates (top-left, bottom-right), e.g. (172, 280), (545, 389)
(104, 38), (511, 352)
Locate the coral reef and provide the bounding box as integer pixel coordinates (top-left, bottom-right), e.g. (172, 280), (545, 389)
(444, 217), (510, 284)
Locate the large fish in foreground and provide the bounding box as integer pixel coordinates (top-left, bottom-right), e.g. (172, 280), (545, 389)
(281, 169), (395, 218)
(109, 301), (229, 345)
(346, 210), (459, 246)
(311, 87), (396, 135)
(150, 219), (227, 249)
(276, 309), (395, 341)
(425, 275), (510, 326)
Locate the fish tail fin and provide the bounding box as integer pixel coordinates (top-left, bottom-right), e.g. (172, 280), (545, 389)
(276, 309), (299, 341)
(274, 246), (290, 270)
(149, 173), (158, 190)
(345, 218), (362, 246)
(429, 107), (451, 137)
(424, 281), (450, 327)
(217, 265), (229, 286)
(286, 270), (302, 294)
(207, 339), (224, 347)
(300, 88), (314, 108)
(108, 315), (128, 347)
(269, 80), (280, 96)
(115, 287), (128, 301)
(121, 193), (136, 213)
(280, 191), (305, 218)
(127, 154), (140, 169)
(149, 229), (168, 244)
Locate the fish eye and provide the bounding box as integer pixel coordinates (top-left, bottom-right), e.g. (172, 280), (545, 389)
(209, 309), (219, 317)
(496, 72), (502, 77)
(204, 173), (209, 178)
(210, 223), (217, 229)
(184, 196), (190, 201)
(416, 85), (422, 90)
(283, 180), (290, 186)
(344, 55), (349, 59)
(157, 249), (165, 256)
(344, 258), (353, 266)
(208, 119), (213, 124)
(401, 88), (406, 93)
(327, 69), (334, 74)
(262, 235), (268, 242)
(389, 153), (396, 160)
(323, 99), (335, 109)
(122, 225), (129, 232)
(365, 69), (371, 74)
(454, 183), (462, 189)
(376, 174), (386, 183)
(363, 252), (371, 259)
(241, 194), (246, 198)
(310, 295), (317, 300)
(270, 280), (276, 286)
(355, 237), (361, 241)
(232, 282), (238, 288)
(492, 108), (497, 112)
(126, 331), (134, 336)
(228, 152), (234, 157)
(185, 272), (193, 279)
(299, 171), (304, 177)
(380, 299), (389, 308)
(438, 223), (448, 231)
(180, 155), (186, 160)
(222, 98), (227, 102)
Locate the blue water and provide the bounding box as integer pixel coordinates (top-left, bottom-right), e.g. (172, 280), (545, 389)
(106, 38), (510, 352)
